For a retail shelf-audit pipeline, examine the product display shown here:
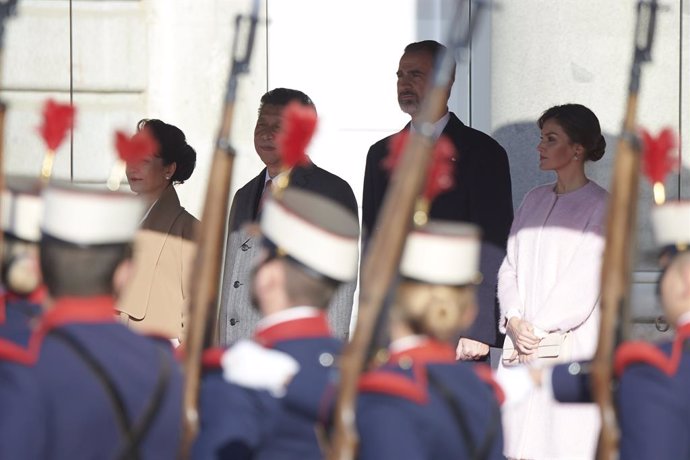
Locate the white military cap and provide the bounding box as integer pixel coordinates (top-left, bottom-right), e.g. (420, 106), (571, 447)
(400, 220), (481, 285)
(260, 188), (359, 282)
(1, 176), (43, 242)
(651, 200), (690, 250)
(41, 182), (146, 245)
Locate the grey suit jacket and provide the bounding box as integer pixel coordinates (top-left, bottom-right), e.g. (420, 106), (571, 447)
(218, 162), (359, 345)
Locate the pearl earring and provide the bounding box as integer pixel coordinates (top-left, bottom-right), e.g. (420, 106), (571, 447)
(574, 154), (579, 161)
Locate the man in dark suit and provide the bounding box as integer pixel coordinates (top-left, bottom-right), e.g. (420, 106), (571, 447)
(362, 40), (513, 360)
(219, 88), (359, 345)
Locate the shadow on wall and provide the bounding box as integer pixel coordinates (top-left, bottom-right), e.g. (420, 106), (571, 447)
(492, 121), (616, 210)
(492, 120), (662, 271)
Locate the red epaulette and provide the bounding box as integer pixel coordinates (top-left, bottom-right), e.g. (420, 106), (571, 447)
(615, 323), (690, 378)
(201, 347), (226, 370)
(614, 341), (679, 378)
(0, 338), (35, 365)
(473, 363), (505, 406)
(358, 370), (427, 404)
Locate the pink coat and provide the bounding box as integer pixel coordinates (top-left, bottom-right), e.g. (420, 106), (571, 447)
(497, 180), (608, 459)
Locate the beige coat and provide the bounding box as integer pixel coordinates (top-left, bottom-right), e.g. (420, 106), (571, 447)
(117, 185), (198, 339)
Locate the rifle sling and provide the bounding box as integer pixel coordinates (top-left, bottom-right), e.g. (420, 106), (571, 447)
(427, 369), (500, 460)
(49, 329), (171, 460)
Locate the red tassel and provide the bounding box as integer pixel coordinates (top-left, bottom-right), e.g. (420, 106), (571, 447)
(423, 135), (456, 202)
(38, 99), (75, 151)
(383, 131), (408, 172)
(641, 127), (677, 185)
(277, 102), (316, 168)
(384, 131), (457, 201)
(115, 130), (157, 163)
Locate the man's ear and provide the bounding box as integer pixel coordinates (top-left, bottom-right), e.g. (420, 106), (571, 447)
(6, 252), (41, 295)
(253, 259), (284, 298)
(459, 295), (478, 330)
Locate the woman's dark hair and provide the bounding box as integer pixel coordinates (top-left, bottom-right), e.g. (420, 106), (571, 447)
(137, 119), (197, 183)
(538, 104), (606, 162)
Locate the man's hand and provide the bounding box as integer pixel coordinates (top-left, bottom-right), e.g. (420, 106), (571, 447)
(456, 338), (490, 360)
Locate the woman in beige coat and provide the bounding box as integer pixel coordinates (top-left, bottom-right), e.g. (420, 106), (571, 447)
(117, 119), (198, 340)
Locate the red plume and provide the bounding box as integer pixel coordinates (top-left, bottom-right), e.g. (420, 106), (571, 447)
(115, 130), (157, 163)
(383, 131), (408, 172)
(38, 99), (75, 150)
(641, 127), (677, 185)
(277, 102), (317, 168)
(383, 131), (457, 201)
(423, 134), (456, 201)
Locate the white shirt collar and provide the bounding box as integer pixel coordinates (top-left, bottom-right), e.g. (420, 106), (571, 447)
(264, 168), (290, 185)
(140, 197), (159, 224)
(256, 306), (321, 331)
(676, 311), (690, 328)
(389, 335), (429, 354)
(410, 111), (450, 140)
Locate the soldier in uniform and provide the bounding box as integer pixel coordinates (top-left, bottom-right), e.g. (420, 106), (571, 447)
(0, 177), (45, 348)
(356, 221), (504, 460)
(613, 200), (690, 459)
(0, 182), (183, 459)
(193, 188), (360, 459)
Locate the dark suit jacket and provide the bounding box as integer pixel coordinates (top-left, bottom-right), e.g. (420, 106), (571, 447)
(219, 162), (359, 345)
(229, 161), (358, 232)
(362, 113), (513, 348)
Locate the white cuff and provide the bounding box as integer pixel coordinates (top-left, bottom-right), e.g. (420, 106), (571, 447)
(222, 339), (300, 398)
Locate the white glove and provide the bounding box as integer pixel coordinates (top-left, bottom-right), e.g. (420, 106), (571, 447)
(221, 339), (300, 398)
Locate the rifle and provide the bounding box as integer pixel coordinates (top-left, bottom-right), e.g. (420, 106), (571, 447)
(328, 3), (487, 459)
(0, 0), (19, 274)
(591, 1), (660, 459)
(179, 0), (260, 456)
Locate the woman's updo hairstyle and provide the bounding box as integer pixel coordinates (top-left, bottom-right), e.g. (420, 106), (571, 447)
(538, 103), (606, 162)
(392, 281), (476, 342)
(137, 119), (197, 184)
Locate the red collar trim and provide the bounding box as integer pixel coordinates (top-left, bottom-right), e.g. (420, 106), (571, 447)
(0, 338), (35, 365)
(254, 313), (331, 348)
(677, 322), (690, 340)
(358, 341), (457, 404)
(358, 371), (428, 404)
(38, 296), (116, 333)
(614, 324), (690, 378)
(388, 340), (457, 366)
(5, 285), (47, 305)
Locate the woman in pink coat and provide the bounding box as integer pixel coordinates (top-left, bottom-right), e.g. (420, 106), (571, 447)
(497, 104), (609, 459)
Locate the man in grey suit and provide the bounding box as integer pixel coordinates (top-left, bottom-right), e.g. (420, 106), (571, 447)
(219, 88), (359, 345)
